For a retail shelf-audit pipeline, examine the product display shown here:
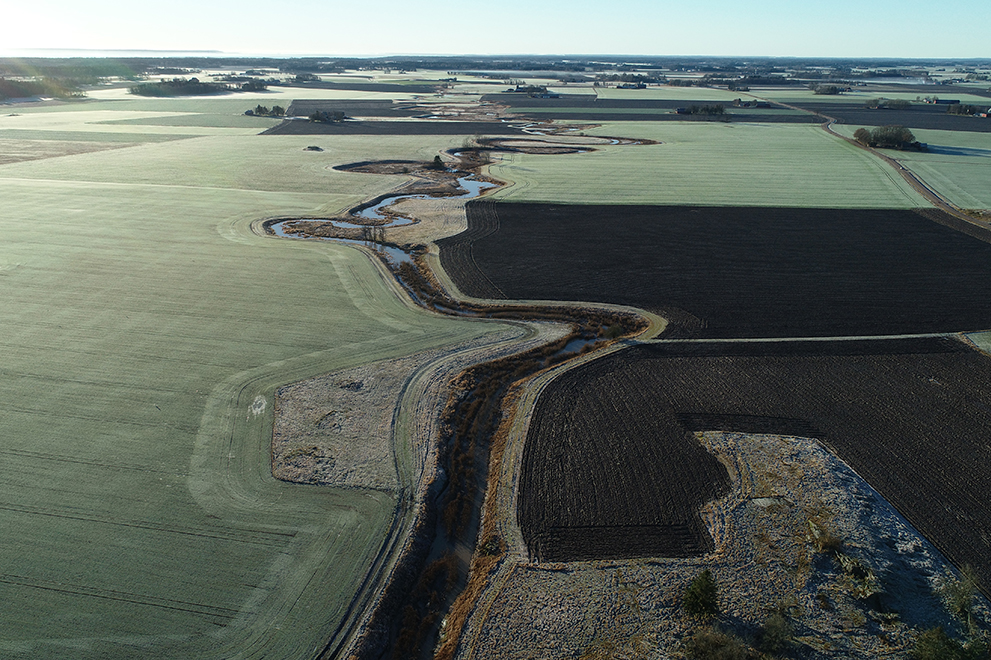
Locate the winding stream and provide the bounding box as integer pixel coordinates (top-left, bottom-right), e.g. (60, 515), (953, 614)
(268, 175), (498, 265)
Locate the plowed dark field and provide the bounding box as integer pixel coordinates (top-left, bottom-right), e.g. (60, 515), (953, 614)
(519, 360), (732, 561)
(792, 101), (991, 133)
(519, 336), (991, 594)
(439, 202), (991, 338)
(285, 99), (421, 118)
(289, 80), (439, 94)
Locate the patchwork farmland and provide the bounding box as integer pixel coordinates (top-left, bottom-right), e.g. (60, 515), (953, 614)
(3, 55), (991, 660)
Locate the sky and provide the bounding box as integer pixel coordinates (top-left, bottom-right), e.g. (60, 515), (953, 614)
(1, 0), (988, 59)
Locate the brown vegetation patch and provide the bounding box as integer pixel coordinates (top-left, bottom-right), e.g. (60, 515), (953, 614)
(274, 359), (417, 489)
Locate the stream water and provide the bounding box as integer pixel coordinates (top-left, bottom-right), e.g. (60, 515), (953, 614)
(269, 175), (498, 264)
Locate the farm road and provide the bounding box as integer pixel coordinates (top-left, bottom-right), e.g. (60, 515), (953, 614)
(755, 94), (991, 233)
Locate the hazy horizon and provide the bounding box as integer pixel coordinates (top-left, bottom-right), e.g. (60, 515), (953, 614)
(2, 48), (990, 63)
(2, 0), (988, 60)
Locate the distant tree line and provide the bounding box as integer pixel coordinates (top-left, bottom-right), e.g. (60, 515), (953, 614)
(810, 84), (845, 95)
(130, 77), (269, 97)
(864, 97), (912, 109)
(130, 77), (231, 96)
(595, 73), (665, 84)
(308, 110), (347, 122)
(0, 77), (84, 101)
(947, 104), (986, 116)
(677, 104), (726, 115)
(854, 125), (924, 150)
(246, 104), (284, 117)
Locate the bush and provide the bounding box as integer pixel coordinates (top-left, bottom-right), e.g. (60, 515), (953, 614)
(911, 626), (989, 660)
(683, 627), (753, 660)
(684, 569), (719, 620)
(942, 566), (979, 631)
(757, 612), (793, 654)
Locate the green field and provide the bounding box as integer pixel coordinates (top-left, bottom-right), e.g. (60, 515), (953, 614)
(488, 121), (928, 207)
(0, 98), (504, 658)
(832, 125), (991, 209)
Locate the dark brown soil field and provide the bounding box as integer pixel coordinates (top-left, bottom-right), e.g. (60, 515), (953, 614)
(519, 358), (732, 561)
(261, 120), (523, 136)
(519, 336), (991, 594)
(794, 101), (991, 133)
(439, 202), (991, 338)
(285, 99), (422, 118)
(869, 83), (991, 100)
(510, 111), (814, 123)
(288, 80), (439, 94)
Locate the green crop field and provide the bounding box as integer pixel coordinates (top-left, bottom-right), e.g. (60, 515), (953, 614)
(832, 126), (991, 209)
(0, 99), (505, 659)
(487, 121), (928, 207)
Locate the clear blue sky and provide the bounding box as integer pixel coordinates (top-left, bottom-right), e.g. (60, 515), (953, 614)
(2, 0), (988, 59)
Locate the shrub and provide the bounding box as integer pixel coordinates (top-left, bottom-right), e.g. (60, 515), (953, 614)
(942, 566), (979, 631)
(757, 612), (794, 654)
(911, 626), (989, 660)
(684, 569), (719, 620)
(683, 626), (753, 660)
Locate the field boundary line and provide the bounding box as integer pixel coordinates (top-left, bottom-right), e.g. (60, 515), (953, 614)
(749, 94), (991, 234)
